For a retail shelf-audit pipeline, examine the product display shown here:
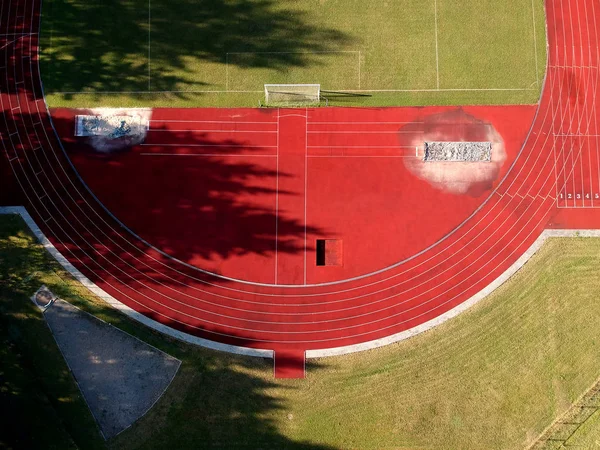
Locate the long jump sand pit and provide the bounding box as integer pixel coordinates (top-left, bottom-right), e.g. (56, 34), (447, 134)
(404, 109), (506, 196)
(43, 299), (181, 439)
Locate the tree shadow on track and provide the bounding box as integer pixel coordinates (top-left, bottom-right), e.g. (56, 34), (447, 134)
(40, 0), (353, 97)
(0, 220), (332, 450)
(11, 109), (326, 284)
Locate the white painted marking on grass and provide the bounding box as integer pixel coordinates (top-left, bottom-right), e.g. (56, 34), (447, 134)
(341, 88), (537, 92)
(139, 153), (277, 157)
(531, 0), (540, 86)
(306, 229), (600, 358)
(50, 88), (536, 96)
(434, 0), (440, 90)
(51, 90), (263, 94)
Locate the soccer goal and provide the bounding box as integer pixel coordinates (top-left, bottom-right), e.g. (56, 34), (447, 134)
(264, 84), (321, 106)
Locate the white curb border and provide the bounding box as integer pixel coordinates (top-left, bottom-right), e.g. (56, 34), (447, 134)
(0, 206), (272, 358)
(2, 206), (599, 359)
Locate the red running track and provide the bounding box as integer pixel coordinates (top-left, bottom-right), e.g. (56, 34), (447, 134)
(2, 0), (600, 378)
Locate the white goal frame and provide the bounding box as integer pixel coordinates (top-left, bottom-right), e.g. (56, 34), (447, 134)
(264, 84), (320, 105)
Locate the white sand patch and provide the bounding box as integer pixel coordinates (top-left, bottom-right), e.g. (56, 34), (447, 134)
(76, 108), (152, 153)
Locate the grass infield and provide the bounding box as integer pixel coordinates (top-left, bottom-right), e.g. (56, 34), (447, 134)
(39, 0), (547, 108)
(2, 216), (600, 448)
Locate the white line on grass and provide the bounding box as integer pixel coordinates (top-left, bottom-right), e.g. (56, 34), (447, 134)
(52, 90), (263, 94)
(531, 0), (540, 86)
(434, 0), (440, 89)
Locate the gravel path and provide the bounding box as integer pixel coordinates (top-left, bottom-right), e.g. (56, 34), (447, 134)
(43, 299), (181, 439)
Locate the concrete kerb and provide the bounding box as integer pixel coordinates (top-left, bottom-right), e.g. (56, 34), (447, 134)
(2, 206), (599, 359)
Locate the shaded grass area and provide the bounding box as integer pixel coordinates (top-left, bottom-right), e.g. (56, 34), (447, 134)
(2, 214), (600, 449)
(0, 216), (104, 449)
(40, 0), (547, 108)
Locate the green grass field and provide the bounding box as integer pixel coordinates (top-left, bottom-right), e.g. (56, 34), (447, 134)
(2, 215), (600, 449)
(39, 0), (547, 108)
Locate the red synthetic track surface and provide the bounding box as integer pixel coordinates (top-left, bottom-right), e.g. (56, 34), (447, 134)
(2, 0), (600, 378)
(52, 105), (537, 285)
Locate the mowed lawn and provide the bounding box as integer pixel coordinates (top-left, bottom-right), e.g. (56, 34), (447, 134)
(39, 0), (547, 107)
(2, 215), (600, 449)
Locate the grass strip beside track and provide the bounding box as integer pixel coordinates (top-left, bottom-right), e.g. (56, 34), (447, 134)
(2, 215), (600, 449)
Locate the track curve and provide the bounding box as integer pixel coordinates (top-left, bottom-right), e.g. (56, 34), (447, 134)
(1, 0), (599, 377)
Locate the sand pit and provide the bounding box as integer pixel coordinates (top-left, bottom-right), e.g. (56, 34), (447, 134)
(403, 109), (506, 196)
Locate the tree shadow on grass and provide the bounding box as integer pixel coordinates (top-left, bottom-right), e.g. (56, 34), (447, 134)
(0, 220), (333, 449)
(40, 0), (354, 96)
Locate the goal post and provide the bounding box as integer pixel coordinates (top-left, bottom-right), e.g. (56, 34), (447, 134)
(264, 84), (320, 106)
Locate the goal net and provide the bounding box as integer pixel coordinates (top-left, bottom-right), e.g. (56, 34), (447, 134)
(264, 84), (320, 106)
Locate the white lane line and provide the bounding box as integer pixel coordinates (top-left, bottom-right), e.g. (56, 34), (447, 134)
(148, 0), (151, 90)
(140, 153), (276, 157)
(304, 108), (308, 286)
(140, 143), (277, 148)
